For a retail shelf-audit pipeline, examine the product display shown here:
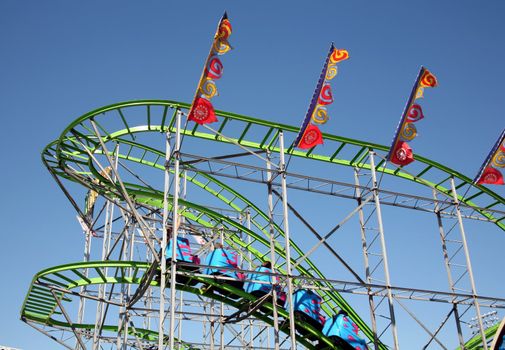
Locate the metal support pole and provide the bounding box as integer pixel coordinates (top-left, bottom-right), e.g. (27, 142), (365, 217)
(278, 132), (297, 350)
(51, 290), (87, 350)
(433, 189), (465, 348)
(93, 154), (117, 350)
(266, 152), (280, 350)
(354, 168), (379, 349)
(450, 177), (488, 349)
(89, 119), (160, 259)
(169, 111), (183, 350)
(76, 223), (92, 334)
(159, 125), (172, 350)
(177, 171), (187, 350)
(369, 151), (399, 349)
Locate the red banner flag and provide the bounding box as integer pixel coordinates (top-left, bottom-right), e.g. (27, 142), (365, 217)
(387, 67), (437, 166)
(474, 129), (505, 185)
(188, 13), (232, 125)
(294, 44), (349, 149)
(390, 141), (414, 166)
(297, 124), (324, 149)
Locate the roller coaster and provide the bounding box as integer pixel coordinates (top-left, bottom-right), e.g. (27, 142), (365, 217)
(21, 100), (505, 349)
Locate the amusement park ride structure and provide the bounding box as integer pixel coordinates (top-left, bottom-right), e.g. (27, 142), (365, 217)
(20, 100), (505, 349)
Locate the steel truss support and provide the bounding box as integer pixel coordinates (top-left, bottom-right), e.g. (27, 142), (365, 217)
(266, 151), (281, 350)
(433, 178), (488, 348)
(279, 132), (297, 350)
(355, 151), (399, 349)
(93, 149), (119, 350)
(168, 111), (182, 349)
(177, 152), (504, 223)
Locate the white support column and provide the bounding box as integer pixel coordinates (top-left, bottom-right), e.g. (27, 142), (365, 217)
(266, 151), (280, 350)
(159, 122), (172, 350)
(278, 132), (297, 350)
(354, 168), (379, 350)
(92, 150), (118, 350)
(449, 178), (488, 349)
(76, 225), (92, 327)
(432, 189), (465, 348)
(369, 151), (399, 350)
(169, 111), (183, 350)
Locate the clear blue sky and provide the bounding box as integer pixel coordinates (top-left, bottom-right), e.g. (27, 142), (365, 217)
(1, 1), (504, 349)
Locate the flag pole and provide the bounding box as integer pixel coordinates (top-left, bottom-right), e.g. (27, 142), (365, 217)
(386, 66), (425, 161)
(473, 128), (505, 183)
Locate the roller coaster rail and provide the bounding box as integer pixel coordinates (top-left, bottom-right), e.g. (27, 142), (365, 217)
(21, 99), (505, 349)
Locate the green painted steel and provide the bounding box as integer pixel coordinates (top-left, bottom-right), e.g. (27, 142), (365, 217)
(44, 138), (386, 348)
(21, 261), (339, 349)
(455, 322), (500, 350)
(37, 99), (505, 348)
(48, 100), (505, 231)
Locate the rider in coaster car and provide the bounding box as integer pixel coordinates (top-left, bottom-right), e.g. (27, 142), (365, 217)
(203, 243), (245, 293)
(164, 228), (200, 285)
(292, 289), (326, 340)
(319, 310), (368, 350)
(244, 261), (287, 307)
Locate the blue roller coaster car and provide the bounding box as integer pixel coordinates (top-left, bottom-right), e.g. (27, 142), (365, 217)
(165, 236), (200, 286)
(166, 236), (194, 263)
(203, 245), (244, 297)
(244, 262), (286, 307)
(321, 312), (368, 350)
(293, 289), (326, 339)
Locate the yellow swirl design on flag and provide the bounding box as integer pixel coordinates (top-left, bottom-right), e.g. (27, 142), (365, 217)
(326, 65), (338, 80)
(399, 123), (417, 142)
(199, 79), (218, 99)
(311, 106), (328, 124)
(188, 13), (232, 125)
(492, 151), (505, 168)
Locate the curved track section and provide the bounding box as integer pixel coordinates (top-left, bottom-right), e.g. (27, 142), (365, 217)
(31, 99), (505, 348)
(21, 261), (336, 349)
(46, 100), (505, 231)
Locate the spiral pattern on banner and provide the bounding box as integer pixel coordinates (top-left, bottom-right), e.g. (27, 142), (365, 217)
(318, 84), (334, 105)
(330, 49), (349, 64)
(218, 19), (232, 40)
(326, 64), (338, 80)
(214, 39), (232, 55)
(312, 106), (328, 124)
(415, 87), (425, 99)
(406, 103), (424, 122)
(399, 123), (417, 142)
(492, 151), (505, 168)
(420, 70), (438, 87)
(206, 57), (224, 79)
(199, 79), (218, 99)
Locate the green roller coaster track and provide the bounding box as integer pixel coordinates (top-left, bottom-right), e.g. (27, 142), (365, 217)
(21, 261), (340, 349)
(25, 99), (505, 349)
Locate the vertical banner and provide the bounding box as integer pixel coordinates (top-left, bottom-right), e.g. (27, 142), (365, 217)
(294, 44), (349, 149)
(474, 129), (505, 185)
(188, 13), (232, 125)
(387, 67), (438, 166)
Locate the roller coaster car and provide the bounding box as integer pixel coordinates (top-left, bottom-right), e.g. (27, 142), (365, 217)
(293, 289), (326, 340)
(244, 265), (287, 308)
(318, 312), (368, 350)
(165, 237), (200, 286)
(203, 247), (244, 299)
